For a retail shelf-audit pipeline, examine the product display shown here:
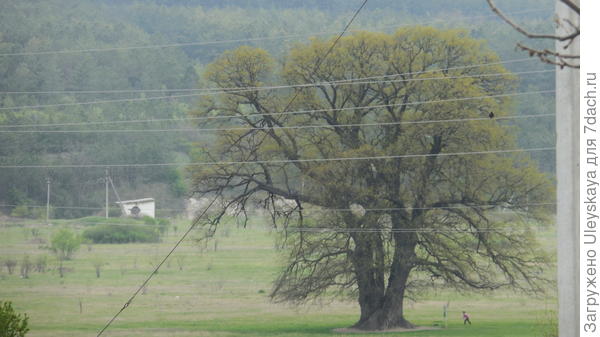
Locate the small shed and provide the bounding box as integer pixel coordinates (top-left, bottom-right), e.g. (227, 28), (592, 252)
(116, 198), (155, 218)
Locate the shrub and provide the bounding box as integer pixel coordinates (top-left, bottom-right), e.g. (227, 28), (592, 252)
(51, 228), (80, 260)
(0, 301), (29, 337)
(4, 259), (17, 275)
(30, 229), (40, 238)
(34, 255), (47, 273)
(82, 225), (159, 244)
(19, 256), (31, 279)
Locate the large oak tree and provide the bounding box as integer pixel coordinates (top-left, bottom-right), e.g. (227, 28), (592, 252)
(190, 27), (554, 330)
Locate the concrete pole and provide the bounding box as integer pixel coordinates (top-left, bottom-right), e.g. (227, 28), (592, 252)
(46, 177), (50, 224)
(105, 169), (109, 219)
(555, 1), (579, 336)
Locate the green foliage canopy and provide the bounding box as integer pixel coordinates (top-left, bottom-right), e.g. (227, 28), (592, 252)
(191, 27), (554, 330)
(50, 228), (80, 260)
(0, 301), (29, 337)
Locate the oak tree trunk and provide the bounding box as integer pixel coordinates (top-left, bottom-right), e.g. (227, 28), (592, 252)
(351, 230), (417, 330)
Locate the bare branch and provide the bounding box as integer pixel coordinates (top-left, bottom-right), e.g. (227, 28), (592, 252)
(517, 43), (580, 69)
(560, 0), (580, 15)
(487, 0), (578, 42)
(487, 0), (579, 69)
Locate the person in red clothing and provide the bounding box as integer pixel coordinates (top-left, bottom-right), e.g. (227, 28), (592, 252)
(463, 311), (472, 325)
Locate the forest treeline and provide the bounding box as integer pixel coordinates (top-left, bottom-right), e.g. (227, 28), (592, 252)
(0, 0), (555, 218)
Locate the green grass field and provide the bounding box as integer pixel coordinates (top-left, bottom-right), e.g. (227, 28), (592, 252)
(0, 217), (557, 337)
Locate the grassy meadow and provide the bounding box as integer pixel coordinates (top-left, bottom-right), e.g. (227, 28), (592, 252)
(0, 216), (557, 337)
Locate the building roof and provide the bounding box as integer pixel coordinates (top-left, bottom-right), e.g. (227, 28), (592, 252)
(115, 198), (155, 204)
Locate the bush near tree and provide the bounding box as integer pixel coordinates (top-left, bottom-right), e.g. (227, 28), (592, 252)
(0, 301), (29, 337)
(83, 225), (160, 244)
(50, 228), (80, 260)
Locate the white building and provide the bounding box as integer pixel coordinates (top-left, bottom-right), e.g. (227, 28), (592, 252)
(116, 198), (155, 218)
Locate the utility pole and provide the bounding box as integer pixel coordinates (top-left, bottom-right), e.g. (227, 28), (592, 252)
(555, 1), (579, 335)
(46, 177), (50, 225)
(105, 169), (109, 218)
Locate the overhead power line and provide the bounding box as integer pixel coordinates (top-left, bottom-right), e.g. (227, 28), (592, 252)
(95, 197), (218, 336)
(0, 219), (556, 233)
(286, 227), (546, 233)
(2, 0), (372, 112)
(0, 203), (185, 213)
(0, 65), (552, 111)
(0, 89), (555, 129)
(0, 204), (119, 211)
(0, 9), (550, 58)
(0, 113), (555, 134)
(0, 147), (555, 169)
(1, 223), (553, 233)
(0, 68), (551, 95)
(0, 202), (555, 215)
